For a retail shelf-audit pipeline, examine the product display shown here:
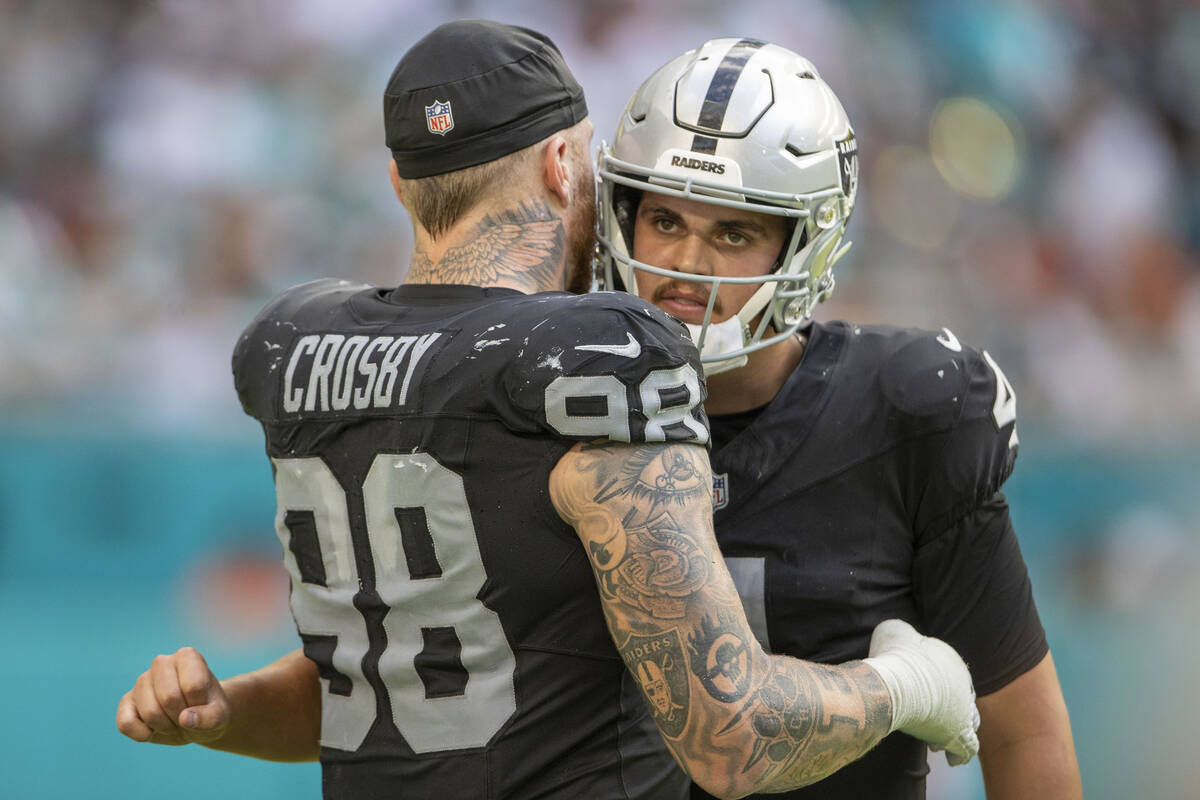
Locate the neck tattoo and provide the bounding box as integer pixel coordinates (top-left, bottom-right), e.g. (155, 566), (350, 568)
(409, 199), (564, 291)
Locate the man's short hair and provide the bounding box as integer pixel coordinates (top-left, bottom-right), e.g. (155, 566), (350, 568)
(398, 145), (535, 239)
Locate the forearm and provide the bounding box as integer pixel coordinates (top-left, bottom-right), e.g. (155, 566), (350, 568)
(551, 441), (894, 798)
(977, 654), (1081, 800)
(206, 649), (321, 762)
(680, 656), (892, 798)
(980, 734), (1081, 799)
(604, 577), (892, 798)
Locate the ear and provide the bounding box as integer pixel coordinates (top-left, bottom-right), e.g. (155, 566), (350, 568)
(541, 134), (572, 207)
(389, 159), (405, 205)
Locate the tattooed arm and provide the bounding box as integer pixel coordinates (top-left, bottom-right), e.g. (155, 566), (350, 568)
(549, 440), (894, 798)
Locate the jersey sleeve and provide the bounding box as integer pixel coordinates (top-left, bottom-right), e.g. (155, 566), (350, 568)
(911, 493), (1048, 695)
(881, 331), (1044, 694)
(502, 293), (710, 445)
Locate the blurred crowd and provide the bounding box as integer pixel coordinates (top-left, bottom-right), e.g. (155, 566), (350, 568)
(2, 0), (1198, 440)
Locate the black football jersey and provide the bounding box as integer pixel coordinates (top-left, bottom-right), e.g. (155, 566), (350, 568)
(684, 320), (1047, 800)
(231, 280), (708, 800)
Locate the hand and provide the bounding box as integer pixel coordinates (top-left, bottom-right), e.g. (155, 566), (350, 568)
(864, 619), (981, 766)
(116, 646), (231, 747)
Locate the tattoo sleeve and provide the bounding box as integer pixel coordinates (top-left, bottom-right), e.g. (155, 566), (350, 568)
(549, 441), (894, 797)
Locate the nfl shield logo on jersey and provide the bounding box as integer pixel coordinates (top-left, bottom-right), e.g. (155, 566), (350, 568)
(425, 100), (454, 135)
(712, 473), (729, 510)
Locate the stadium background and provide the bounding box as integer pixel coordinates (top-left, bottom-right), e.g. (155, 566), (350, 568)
(2, 0), (1198, 797)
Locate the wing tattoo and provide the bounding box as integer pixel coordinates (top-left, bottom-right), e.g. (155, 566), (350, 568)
(427, 202), (564, 287)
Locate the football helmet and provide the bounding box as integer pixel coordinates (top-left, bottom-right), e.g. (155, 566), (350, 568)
(597, 38), (858, 374)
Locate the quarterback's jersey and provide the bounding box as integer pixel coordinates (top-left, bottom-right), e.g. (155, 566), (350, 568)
(232, 280), (708, 799)
(683, 320), (1046, 800)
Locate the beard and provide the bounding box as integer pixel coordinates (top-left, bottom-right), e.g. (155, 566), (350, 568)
(562, 149), (598, 295)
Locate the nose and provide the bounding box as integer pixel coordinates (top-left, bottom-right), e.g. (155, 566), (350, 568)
(667, 233), (713, 277)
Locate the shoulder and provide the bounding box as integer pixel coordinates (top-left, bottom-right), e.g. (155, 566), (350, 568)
(234, 279), (372, 364)
(834, 322), (1020, 531)
(232, 279), (372, 416)
(240, 279), (370, 338)
(830, 323), (1013, 434)
(503, 291), (708, 444)
(518, 290), (697, 358)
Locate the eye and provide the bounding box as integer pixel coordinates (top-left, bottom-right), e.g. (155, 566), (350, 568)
(653, 216), (680, 233)
(721, 229), (748, 246)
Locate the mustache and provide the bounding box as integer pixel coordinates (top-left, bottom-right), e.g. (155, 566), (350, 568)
(650, 280), (721, 315)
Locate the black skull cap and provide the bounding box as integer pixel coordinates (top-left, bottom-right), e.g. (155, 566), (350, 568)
(384, 19), (588, 178)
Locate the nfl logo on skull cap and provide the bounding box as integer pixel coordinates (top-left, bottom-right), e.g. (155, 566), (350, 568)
(712, 473), (729, 511)
(425, 100), (454, 135)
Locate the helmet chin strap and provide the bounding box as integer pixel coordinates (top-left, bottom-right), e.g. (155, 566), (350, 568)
(686, 318), (749, 376)
(689, 280), (774, 376)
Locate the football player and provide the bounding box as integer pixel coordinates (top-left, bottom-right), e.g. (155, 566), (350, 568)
(116, 22), (983, 800)
(597, 38), (1082, 799)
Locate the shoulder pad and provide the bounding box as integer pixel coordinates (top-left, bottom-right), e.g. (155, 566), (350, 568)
(880, 327), (1020, 534)
(232, 279), (370, 419)
(234, 279), (370, 368)
(247, 279), (370, 332)
(878, 327), (977, 421)
(520, 291), (697, 364)
(876, 325), (1018, 451)
(507, 291), (709, 444)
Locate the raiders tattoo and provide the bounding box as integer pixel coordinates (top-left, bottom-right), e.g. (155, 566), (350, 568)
(620, 629), (691, 739)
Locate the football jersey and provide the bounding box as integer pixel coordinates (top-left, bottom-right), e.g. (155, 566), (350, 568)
(231, 280), (708, 799)
(685, 320), (1046, 800)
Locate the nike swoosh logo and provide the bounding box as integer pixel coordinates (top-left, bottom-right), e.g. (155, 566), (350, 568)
(575, 332), (642, 359)
(936, 327), (962, 353)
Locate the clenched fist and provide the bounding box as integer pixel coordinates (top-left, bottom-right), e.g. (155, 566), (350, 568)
(116, 647), (231, 747)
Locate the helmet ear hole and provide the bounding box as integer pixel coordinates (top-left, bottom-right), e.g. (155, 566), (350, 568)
(774, 221), (806, 270)
(612, 183), (641, 256)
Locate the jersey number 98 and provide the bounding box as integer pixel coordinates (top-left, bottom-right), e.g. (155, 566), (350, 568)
(544, 363), (708, 443)
(272, 454), (516, 754)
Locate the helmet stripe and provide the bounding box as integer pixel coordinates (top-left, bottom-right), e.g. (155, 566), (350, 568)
(692, 135), (719, 155)
(690, 38), (765, 154)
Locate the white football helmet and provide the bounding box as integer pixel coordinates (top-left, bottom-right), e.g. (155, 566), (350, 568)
(597, 38), (858, 374)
